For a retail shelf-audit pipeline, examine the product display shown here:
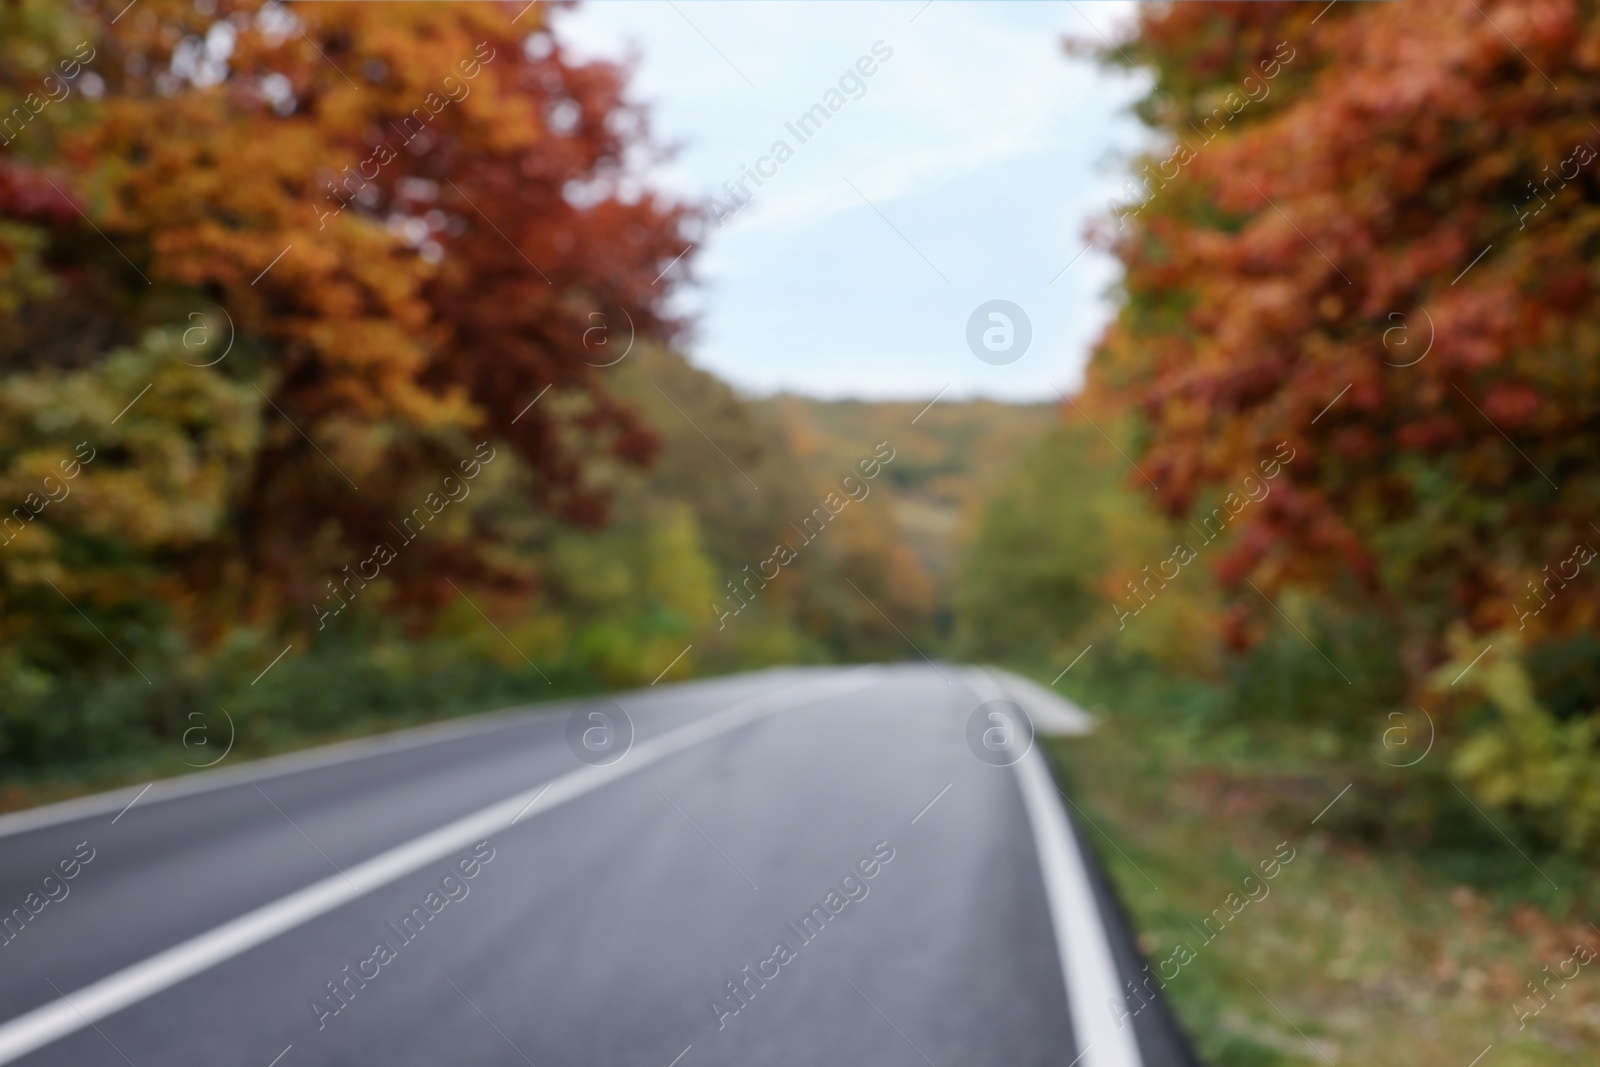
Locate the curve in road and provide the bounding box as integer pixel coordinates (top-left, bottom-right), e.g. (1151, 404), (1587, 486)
(0, 664), (1196, 1067)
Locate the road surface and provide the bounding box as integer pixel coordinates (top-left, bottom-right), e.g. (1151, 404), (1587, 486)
(0, 664), (1196, 1066)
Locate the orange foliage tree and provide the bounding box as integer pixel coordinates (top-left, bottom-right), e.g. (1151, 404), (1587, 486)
(0, 0), (692, 639)
(1089, 0), (1600, 679)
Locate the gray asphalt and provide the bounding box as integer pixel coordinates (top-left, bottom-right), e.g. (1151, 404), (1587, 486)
(0, 664), (1196, 1066)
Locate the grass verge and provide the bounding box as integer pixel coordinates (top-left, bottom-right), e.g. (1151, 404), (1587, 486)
(0, 644), (602, 816)
(1043, 664), (1600, 1066)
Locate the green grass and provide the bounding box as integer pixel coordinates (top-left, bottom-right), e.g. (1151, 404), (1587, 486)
(0, 639), (603, 816)
(1043, 664), (1600, 1066)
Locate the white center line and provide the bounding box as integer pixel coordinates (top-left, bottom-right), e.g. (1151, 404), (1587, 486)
(507, 783), (552, 827)
(42, 981), (135, 1067)
(0, 670), (881, 1065)
(109, 784), (152, 826)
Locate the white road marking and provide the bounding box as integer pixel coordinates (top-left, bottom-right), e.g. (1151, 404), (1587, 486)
(0, 675), (776, 839)
(969, 668), (1140, 1067)
(0, 670), (881, 1065)
(109, 784), (151, 825)
(1015, 748), (1144, 1067)
(990, 668), (1094, 735)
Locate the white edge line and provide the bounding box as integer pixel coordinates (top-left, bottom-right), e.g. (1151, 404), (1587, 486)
(989, 667), (1095, 736)
(0, 669), (882, 1065)
(964, 670), (1140, 1067)
(0, 670), (797, 840)
(265, 1044), (292, 1067)
(1015, 747), (1144, 1067)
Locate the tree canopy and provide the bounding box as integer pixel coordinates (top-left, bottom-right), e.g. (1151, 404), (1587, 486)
(1092, 0), (1600, 668)
(0, 0), (693, 658)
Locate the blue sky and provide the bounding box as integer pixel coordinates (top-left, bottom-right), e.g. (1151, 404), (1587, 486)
(558, 1), (1147, 401)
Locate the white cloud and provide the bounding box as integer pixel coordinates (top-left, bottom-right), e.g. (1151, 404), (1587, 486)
(556, 0), (1146, 400)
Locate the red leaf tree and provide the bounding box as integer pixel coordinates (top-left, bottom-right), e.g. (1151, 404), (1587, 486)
(1089, 0), (1600, 677)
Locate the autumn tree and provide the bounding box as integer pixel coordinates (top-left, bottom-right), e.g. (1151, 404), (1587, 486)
(1091, 0), (1600, 673)
(0, 0), (693, 647)
(1086, 0), (1600, 847)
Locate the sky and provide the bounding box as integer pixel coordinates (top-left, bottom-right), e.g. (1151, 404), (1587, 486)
(557, 1), (1148, 401)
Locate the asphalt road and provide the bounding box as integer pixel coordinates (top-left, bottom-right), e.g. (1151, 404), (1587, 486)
(0, 664), (1196, 1066)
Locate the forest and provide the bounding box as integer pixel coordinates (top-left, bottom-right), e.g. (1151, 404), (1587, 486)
(3, 0), (1600, 1057)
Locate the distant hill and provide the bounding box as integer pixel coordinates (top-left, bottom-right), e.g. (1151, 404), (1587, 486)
(756, 394), (1059, 629)
(587, 348), (1054, 666)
